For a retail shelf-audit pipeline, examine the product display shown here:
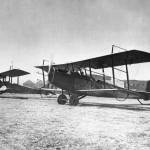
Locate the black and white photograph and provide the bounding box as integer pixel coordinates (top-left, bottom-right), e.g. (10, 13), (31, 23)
(0, 0), (150, 149)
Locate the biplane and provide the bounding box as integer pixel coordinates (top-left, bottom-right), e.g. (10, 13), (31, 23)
(0, 68), (55, 95)
(36, 46), (150, 105)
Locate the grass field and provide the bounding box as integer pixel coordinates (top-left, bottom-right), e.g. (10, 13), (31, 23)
(0, 94), (150, 150)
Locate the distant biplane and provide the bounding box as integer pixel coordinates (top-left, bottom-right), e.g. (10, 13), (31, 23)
(0, 68), (55, 95)
(36, 46), (150, 105)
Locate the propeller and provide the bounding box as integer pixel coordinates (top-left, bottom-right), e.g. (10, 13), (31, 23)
(45, 55), (55, 88)
(35, 54), (55, 88)
(48, 59), (54, 74)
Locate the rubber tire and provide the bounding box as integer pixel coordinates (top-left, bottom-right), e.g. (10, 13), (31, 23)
(57, 94), (67, 105)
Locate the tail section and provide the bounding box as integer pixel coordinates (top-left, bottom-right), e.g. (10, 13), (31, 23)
(140, 81), (150, 100)
(146, 80), (150, 92)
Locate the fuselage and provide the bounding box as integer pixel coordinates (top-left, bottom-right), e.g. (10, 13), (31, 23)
(48, 67), (129, 98)
(48, 67), (150, 100)
(48, 67), (106, 91)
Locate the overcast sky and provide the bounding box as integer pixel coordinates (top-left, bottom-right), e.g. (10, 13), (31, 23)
(0, 0), (150, 83)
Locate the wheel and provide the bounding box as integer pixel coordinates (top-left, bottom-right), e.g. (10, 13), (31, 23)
(57, 94), (67, 105)
(69, 95), (79, 106)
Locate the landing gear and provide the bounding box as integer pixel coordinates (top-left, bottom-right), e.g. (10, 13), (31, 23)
(137, 99), (144, 105)
(69, 95), (79, 106)
(57, 94), (67, 105)
(57, 91), (85, 106)
(57, 94), (79, 105)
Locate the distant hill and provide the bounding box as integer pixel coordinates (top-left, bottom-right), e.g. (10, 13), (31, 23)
(23, 80), (36, 88)
(23, 79), (49, 88)
(35, 80), (43, 88)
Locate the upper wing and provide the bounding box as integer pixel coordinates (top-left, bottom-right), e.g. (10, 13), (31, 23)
(0, 69), (30, 78)
(52, 50), (150, 70)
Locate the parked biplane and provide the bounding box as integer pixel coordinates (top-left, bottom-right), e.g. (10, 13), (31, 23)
(36, 46), (150, 105)
(0, 68), (55, 95)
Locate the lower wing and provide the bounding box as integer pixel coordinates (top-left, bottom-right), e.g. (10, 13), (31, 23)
(40, 88), (62, 95)
(76, 88), (147, 100)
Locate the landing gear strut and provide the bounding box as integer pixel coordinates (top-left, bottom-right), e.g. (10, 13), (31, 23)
(137, 99), (144, 105)
(69, 95), (79, 106)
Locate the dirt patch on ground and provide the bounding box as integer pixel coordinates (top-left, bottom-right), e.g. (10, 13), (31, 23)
(0, 94), (150, 150)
